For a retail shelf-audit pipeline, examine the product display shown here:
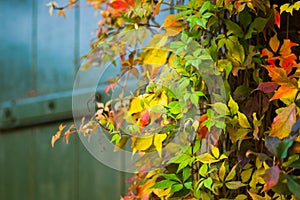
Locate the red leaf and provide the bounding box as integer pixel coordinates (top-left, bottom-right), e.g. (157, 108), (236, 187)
(198, 114), (208, 139)
(264, 166), (280, 191)
(140, 109), (150, 127)
(280, 54), (298, 74)
(111, 0), (134, 11)
(255, 82), (278, 93)
(274, 9), (280, 28)
(104, 83), (117, 93)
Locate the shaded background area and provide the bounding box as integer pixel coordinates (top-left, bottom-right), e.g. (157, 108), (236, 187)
(0, 0), (127, 199)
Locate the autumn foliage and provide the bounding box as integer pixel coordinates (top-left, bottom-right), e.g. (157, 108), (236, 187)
(50, 0), (300, 199)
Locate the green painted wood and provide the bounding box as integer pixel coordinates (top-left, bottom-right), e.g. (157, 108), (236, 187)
(0, 0), (131, 199)
(0, 0), (33, 102)
(36, 0), (76, 95)
(33, 124), (75, 200)
(0, 129), (35, 200)
(78, 142), (124, 200)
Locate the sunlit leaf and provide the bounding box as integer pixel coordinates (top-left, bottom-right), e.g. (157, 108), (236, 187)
(132, 135), (154, 154)
(238, 111), (251, 128)
(269, 103), (296, 139)
(128, 97), (144, 115)
(154, 133), (167, 157)
(228, 96), (239, 115)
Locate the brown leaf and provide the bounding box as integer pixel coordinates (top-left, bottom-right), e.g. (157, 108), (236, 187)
(269, 103), (296, 139)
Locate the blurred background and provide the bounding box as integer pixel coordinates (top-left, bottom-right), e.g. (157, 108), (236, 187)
(0, 0), (127, 199)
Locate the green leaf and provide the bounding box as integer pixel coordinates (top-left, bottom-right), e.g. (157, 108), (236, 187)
(183, 167), (191, 182)
(152, 180), (177, 189)
(168, 153), (191, 164)
(161, 173), (181, 182)
(225, 181), (246, 190)
(199, 164), (208, 177)
(282, 154), (300, 168)
(212, 102), (229, 116)
(289, 158), (300, 169)
(203, 177), (213, 189)
(167, 101), (182, 114)
(171, 183), (184, 193)
(225, 164), (237, 182)
(224, 19), (244, 38)
(287, 175), (300, 198)
(234, 194), (248, 200)
(184, 182), (193, 189)
(277, 139), (294, 162)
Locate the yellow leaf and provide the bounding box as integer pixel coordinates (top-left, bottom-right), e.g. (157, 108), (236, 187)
(154, 133), (167, 157)
(241, 168), (253, 183)
(197, 153), (217, 164)
(269, 103), (296, 139)
(158, 90), (168, 106)
(114, 137), (129, 152)
(128, 97), (144, 115)
(219, 162), (226, 181)
(143, 49), (169, 65)
(132, 135), (153, 154)
(211, 145), (220, 158)
(238, 111), (251, 128)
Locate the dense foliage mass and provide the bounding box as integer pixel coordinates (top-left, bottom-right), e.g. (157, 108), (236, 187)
(50, 0), (300, 199)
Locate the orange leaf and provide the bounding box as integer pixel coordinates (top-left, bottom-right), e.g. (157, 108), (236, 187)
(270, 86), (298, 101)
(58, 9), (66, 17)
(154, 0), (162, 15)
(163, 14), (184, 33)
(265, 65), (288, 84)
(280, 39), (298, 56)
(269, 103), (296, 139)
(280, 54), (298, 74)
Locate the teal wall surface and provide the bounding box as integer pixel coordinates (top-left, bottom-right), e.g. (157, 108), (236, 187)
(0, 0), (127, 199)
